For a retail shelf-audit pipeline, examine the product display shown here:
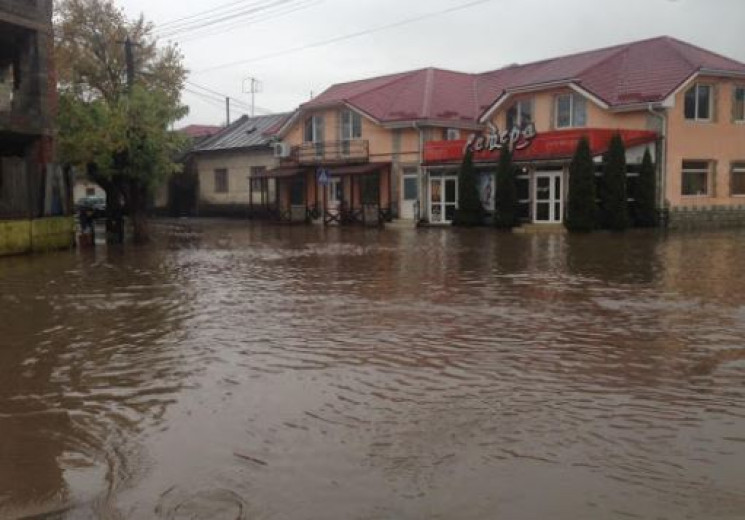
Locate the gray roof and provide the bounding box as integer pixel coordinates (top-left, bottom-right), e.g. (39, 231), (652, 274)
(192, 113), (290, 153)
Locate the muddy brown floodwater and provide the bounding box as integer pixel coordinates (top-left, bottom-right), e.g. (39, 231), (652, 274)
(1, 220), (744, 520)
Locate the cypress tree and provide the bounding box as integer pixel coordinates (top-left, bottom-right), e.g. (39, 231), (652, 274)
(453, 149), (484, 226)
(600, 133), (630, 231)
(565, 137), (597, 232)
(494, 147), (517, 229)
(634, 148), (658, 227)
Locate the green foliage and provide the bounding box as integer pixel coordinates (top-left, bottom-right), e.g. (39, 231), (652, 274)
(55, 0), (185, 104)
(453, 149), (484, 226)
(494, 148), (517, 229)
(634, 148), (658, 227)
(55, 0), (188, 242)
(599, 133), (630, 231)
(565, 137), (597, 232)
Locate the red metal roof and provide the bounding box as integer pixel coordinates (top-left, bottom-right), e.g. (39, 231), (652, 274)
(424, 129), (659, 165)
(300, 37), (745, 125)
(178, 124), (223, 139)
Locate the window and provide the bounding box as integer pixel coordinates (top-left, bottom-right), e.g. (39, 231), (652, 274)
(555, 94), (587, 128)
(443, 128), (461, 141)
(303, 115), (324, 143)
(507, 99), (534, 130)
(341, 110), (362, 140)
(250, 166), (266, 191)
(681, 161), (710, 196)
(304, 115), (324, 157)
(403, 168), (418, 200)
(214, 169), (228, 193)
(734, 86), (745, 122)
(684, 84), (712, 121)
(86, 187), (96, 196)
(731, 162), (745, 196)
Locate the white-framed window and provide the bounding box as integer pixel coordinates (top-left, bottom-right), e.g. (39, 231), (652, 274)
(734, 86), (745, 122)
(731, 162), (745, 196)
(341, 110), (362, 140)
(684, 84), (712, 121)
(555, 94), (587, 128)
(507, 99), (534, 130)
(681, 160), (710, 196)
(304, 115), (324, 143)
(442, 128), (461, 141)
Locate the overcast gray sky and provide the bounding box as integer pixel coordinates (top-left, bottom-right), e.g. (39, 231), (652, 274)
(115, 0), (745, 126)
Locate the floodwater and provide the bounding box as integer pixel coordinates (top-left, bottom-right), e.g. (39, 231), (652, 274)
(1, 220), (744, 520)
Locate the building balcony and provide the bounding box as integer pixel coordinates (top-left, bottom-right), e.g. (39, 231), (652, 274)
(0, 90), (46, 135)
(0, 0), (53, 27)
(291, 140), (369, 166)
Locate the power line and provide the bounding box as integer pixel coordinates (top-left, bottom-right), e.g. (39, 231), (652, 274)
(185, 81), (274, 114)
(193, 0), (497, 74)
(172, 0), (322, 44)
(158, 0), (266, 30)
(157, 0), (307, 39)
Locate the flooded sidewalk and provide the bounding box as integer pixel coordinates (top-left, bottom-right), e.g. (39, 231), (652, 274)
(1, 220), (744, 519)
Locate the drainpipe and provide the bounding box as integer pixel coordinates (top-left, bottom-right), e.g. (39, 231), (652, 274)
(647, 104), (668, 214)
(414, 122), (424, 222)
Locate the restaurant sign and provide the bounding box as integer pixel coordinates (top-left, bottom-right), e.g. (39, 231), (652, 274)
(464, 123), (537, 156)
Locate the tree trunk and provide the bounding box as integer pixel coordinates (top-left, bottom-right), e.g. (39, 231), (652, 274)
(128, 181), (150, 244)
(87, 164), (124, 244)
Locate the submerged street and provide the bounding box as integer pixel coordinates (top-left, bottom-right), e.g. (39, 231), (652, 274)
(0, 220), (744, 519)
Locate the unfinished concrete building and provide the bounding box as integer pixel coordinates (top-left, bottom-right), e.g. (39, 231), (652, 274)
(0, 0), (74, 256)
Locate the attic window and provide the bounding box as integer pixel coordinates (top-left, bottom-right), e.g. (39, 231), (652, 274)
(684, 84), (712, 121)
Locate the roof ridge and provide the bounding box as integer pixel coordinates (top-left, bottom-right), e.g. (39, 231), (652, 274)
(664, 35), (745, 70)
(662, 36), (697, 71)
(477, 36), (669, 78)
(346, 68), (426, 106)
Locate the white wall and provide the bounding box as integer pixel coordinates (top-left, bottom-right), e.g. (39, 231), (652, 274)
(196, 149), (278, 205)
(73, 180), (106, 202)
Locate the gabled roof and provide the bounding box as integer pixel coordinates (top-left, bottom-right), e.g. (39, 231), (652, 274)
(301, 67), (482, 126)
(477, 36), (745, 120)
(294, 36), (745, 128)
(192, 113), (291, 152)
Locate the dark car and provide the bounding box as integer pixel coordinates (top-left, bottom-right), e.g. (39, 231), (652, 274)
(75, 196), (107, 219)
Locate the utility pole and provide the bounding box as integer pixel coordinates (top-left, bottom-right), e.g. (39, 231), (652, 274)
(226, 97), (231, 126)
(242, 76), (262, 118)
(125, 36), (135, 90)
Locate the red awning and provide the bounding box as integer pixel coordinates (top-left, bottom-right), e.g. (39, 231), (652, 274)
(424, 129), (659, 166)
(326, 163), (390, 176)
(256, 167), (306, 179)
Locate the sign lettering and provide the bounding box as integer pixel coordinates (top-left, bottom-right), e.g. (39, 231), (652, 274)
(464, 122), (537, 156)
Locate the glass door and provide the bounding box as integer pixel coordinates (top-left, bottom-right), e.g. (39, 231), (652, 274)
(429, 176), (458, 224)
(533, 171), (563, 224)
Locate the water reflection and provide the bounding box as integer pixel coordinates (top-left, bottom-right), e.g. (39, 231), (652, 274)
(0, 221), (744, 519)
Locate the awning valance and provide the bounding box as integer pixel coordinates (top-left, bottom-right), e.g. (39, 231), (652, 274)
(256, 167), (306, 179)
(326, 163), (390, 176)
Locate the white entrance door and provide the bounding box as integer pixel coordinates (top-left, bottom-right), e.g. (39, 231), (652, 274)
(533, 171), (563, 224)
(400, 169), (419, 220)
(429, 176), (458, 224)
(328, 177), (343, 210)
